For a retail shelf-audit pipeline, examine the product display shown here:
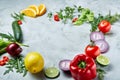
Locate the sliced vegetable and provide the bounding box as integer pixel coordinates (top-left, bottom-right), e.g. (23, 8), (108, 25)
(44, 67), (60, 79)
(90, 31), (105, 41)
(95, 39), (109, 53)
(59, 59), (71, 71)
(96, 55), (110, 66)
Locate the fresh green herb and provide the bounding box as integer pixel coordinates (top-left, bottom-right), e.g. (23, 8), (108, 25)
(90, 12), (120, 32)
(47, 12), (53, 18)
(97, 68), (106, 80)
(4, 56), (27, 77)
(11, 13), (25, 21)
(73, 8), (94, 25)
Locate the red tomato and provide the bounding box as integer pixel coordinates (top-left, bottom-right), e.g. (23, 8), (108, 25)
(98, 20), (111, 33)
(85, 45), (101, 59)
(54, 14), (60, 21)
(17, 20), (22, 25)
(72, 18), (78, 23)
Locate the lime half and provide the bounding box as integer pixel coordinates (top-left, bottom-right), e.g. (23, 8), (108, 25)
(96, 55), (110, 66)
(44, 67), (60, 79)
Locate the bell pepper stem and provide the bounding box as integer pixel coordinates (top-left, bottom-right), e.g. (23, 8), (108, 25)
(78, 61), (86, 68)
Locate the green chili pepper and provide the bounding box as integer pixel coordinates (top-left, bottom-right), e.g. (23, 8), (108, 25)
(12, 21), (23, 43)
(0, 39), (11, 55)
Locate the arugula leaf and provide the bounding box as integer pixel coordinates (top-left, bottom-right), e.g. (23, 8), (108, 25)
(4, 56), (27, 77)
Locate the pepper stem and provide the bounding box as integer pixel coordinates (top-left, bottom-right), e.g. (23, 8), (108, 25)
(78, 61), (86, 68)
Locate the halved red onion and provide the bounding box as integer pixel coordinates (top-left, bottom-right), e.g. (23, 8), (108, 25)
(90, 31), (105, 41)
(59, 59), (71, 71)
(95, 39), (109, 53)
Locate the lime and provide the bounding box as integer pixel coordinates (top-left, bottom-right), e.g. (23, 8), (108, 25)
(96, 55), (110, 66)
(44, 67), (60, 79)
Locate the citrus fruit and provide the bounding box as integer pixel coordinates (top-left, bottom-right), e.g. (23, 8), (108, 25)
(44, 67), (60, 79)
(96, 55), (110, 66)
(28, 5), (39, 15)
(24, 52), (44, 73)
(20, 8), (37, 17)
(38, 4), (46, 16)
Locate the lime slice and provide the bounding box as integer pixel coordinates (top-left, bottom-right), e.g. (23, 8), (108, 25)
(44, 67), (60, 79)
(96, 55), (110, 66)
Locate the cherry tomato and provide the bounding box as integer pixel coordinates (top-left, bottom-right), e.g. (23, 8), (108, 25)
(72, 18), (78, 23)
(54, 14), (60, 21)
(85, 45), (101, 59)
(6, 43), (22, 56)
(3, 56), (9, 62)
(17, 20), (22, 25)
(98, 20), (111, 33)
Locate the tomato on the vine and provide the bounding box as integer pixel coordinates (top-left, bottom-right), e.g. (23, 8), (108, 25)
(98, 20), (111, 33)
(85, 45), (101, 59)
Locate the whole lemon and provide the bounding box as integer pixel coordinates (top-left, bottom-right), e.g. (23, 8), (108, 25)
(24, 52), (44, 73)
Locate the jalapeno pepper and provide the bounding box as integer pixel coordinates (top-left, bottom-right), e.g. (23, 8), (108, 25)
(70, 54), (97, 80)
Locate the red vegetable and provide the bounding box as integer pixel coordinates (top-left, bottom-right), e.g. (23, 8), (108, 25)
(0, 60), (6, 66)
(3, 56), (9, 62)
(17, 20), (22, 25)
(54, 14), (60, 21)
(98, 20), (111, 33)
(95, 39), (109, 53)
(5, 43), (22, 56)
(72, 18), (78, 23)
(90, 31), (105, 41)
(85, 45), (101, 59)
(70, 54), (97, 80)
(59, 59), (71, 71)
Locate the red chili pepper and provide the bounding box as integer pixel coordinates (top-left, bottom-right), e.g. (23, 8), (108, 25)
(72, 18), (78, 23)
(3, 56), (9, 62)
(54, 14), (60, 21)
(70, 54), (97, 80)
(0, 60), (6, 66)
(17, 20), (22, 25)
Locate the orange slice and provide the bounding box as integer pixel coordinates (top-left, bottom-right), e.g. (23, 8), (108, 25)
(38, 4), (46, 16)
(28, 5), (39, 15)
(21, 8), (37, 17)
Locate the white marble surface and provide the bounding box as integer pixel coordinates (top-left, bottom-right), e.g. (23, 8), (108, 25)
(0, 0), (120, 80)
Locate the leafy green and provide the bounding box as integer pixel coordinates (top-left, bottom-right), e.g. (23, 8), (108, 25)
(11, 13), (25, 21)
(4, 56), (27, 77)
(73, 8), (94, 25)
(97, 68), (106, 80)
(90, 12), (120, 32)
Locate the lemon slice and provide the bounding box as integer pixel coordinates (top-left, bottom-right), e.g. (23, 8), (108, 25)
(28, 5), (39, 15)
(20, 8), (37, 17)
(96, 55), (110, 66)
(38, 4), (46, 16)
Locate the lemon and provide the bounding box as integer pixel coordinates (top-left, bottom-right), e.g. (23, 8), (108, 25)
(24, 52), (44, 73)
(20, 8), (37, 17)
(38, 4), (46, 16)
(28, 5), (39, 15)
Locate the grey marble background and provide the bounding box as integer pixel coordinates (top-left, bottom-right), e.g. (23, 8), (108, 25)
(0, 0), (120, 80)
